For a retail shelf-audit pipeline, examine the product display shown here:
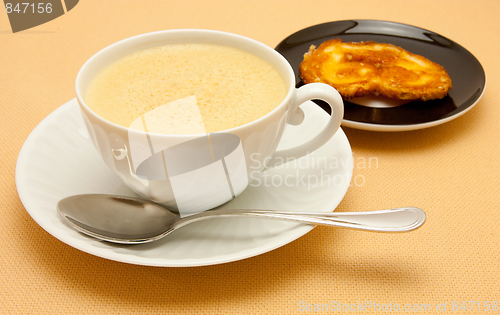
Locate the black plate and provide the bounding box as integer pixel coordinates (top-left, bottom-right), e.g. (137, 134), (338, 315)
(275, 20), (486, 131)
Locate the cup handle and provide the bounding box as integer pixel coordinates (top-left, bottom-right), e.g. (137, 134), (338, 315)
(268, 83), (344, 167)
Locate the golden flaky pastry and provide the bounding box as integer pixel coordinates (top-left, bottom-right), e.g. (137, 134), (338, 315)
(299, 39), (452, 101)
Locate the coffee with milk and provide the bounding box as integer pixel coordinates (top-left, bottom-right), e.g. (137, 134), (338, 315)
(85, 43), (287, 134)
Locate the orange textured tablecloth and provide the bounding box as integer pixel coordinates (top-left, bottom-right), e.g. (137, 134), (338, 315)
(1, 1), (499, 314)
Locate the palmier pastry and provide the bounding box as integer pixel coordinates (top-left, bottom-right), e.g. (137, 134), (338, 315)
(300, 39), (452, 101)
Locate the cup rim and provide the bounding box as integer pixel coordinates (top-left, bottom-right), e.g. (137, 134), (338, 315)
(75, 29), (296, 137)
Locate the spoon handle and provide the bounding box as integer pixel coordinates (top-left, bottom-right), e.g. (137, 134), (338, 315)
(175, 207), (426, 232)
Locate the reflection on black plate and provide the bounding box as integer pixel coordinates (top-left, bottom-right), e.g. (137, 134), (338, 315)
(275, 20), (486, 131)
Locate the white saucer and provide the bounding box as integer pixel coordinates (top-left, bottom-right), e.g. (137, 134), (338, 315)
(16, 99), (353, 267)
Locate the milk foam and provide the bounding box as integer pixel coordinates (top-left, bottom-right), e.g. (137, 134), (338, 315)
(85, 43), (287, 134)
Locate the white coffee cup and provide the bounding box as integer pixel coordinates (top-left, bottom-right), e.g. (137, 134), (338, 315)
(76, 29), (343, 216)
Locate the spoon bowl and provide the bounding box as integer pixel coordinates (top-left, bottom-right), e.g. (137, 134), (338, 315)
(57, 194), (426, 244)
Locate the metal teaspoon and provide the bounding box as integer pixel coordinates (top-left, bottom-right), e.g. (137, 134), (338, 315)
(57, 194), (426, 244)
